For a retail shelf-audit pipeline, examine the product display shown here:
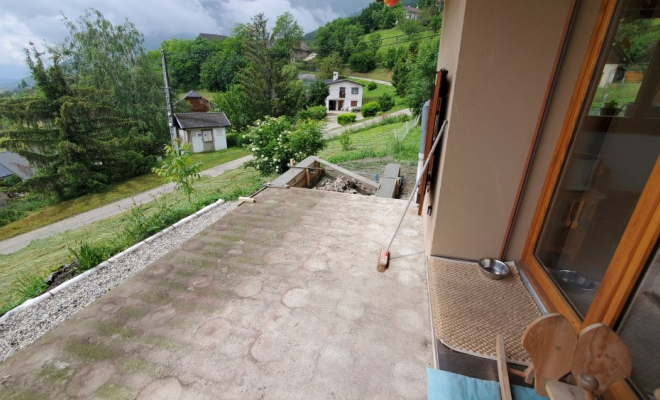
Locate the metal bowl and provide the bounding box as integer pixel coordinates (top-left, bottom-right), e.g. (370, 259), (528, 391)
(478, 258), (511, 280)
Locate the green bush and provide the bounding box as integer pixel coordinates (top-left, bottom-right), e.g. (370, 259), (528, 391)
(361, 102), (380, 117)
(339, 131), (352, 151)
(367, 82), (377, 91)
(337, 113), (357, 126)
(226, 132), (245, 147)
(297, 105), (327, 121)
(378, 93), (395, 112)
(349, 50), (376, 73)
(244, 116), (326, 175)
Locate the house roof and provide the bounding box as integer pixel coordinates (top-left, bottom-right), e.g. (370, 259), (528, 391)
(324, 79), (365, 86)
(0, 164), (13, 179)
(181, 90), (205, 99)
(174, 112), (231, 129)
(403, 6), (420, 13)
(0, 151), (33, 179)
(199, 33), (227, 41)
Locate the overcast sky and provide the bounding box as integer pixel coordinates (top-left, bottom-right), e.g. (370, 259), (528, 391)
(0, 0), (371, 80)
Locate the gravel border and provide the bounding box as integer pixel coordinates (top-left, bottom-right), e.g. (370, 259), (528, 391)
(0, 200), (238, 363)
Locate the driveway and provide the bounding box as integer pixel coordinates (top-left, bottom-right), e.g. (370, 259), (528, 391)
(347, 76), (393, 86)
(0, 155), (253, 255)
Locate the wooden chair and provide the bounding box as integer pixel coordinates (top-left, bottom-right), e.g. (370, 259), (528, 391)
(520, 314), (632, 400)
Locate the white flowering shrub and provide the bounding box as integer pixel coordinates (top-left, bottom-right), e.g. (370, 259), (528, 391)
(244, 116), (326, 175)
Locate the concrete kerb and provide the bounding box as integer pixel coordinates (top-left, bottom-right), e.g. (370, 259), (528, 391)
(0, 198), (226, 325)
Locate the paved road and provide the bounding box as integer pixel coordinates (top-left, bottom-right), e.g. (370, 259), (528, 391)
(324, 108), (412, 138)
(347, 76), (393, 86)
(0, 155), (253, 255)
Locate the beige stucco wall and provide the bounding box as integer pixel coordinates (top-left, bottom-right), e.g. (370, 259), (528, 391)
(505, 0), (604, 260)
(423, 0), (572, 259)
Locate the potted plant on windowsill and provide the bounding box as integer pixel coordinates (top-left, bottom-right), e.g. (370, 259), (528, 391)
(600, 99), (622, 117)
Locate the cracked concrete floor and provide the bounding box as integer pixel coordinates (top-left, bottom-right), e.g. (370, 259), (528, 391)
(0, 188), (431, 399)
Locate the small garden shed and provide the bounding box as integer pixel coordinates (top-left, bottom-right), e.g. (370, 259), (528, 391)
(174, 112), (230, 153)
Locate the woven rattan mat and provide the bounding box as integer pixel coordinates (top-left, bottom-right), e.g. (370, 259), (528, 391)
(427, 257), (542, 365)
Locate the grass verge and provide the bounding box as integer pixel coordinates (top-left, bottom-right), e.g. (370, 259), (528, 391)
(0, 166), (270, 315)
(0, 148), (249, 241)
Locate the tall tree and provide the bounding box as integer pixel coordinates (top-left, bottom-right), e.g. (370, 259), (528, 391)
(53, 9), (167, 152)
(272, 12), (304, 60)
(200, 37), (245, 92)
(235, 13), (306, 125)
(0, 49), (152, 199)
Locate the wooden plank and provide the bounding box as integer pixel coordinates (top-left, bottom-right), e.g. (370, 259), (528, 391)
(571, 324), (632, 395)
(520, 0), (618, 331)
(238, 197), (255, 203)
(546, 380), (588, 400)
(417, 69), (446, 215)
(383, 163), (401, 178)
(496, 334), (512, 400)
(312, 157), (379, 189)
(522, 314), (578, 397)
(376, 177), (398, 198)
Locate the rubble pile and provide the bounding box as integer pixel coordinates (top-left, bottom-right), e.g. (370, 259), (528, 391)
(315, 176), (373, 195)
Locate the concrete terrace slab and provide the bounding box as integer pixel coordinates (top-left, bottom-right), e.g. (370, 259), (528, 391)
(0, 188), (431, 399)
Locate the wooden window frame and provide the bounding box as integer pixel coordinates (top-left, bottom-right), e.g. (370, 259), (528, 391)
(520, 1), (660, 397)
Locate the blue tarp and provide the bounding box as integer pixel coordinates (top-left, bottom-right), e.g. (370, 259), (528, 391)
(427, 368), (549, 400)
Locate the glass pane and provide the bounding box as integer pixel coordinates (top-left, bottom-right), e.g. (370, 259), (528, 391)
(535, 0), (660, 317)
(617, 245), (660, 396)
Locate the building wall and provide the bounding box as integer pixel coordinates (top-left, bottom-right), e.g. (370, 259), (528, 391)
(181, 128), (226, 153)
(505, 0), (606, 260)
(325, 82), (363, 111)
(213, 127), (228, 152)
(423, 0), (572, 259)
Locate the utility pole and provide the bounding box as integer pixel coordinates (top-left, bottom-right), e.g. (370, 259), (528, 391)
(160, 50), (180, 154)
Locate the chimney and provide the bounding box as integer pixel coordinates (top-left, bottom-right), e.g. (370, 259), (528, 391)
(333, 71), (339, 81)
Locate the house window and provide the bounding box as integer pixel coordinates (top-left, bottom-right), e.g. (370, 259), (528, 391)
(351, 87), (359, 95)
(339, 87), (346, 98)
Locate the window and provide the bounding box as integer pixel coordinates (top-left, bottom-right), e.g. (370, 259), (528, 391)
(351, 87), (359, 95)
(339, 87), (346, 98)
(534, 0), (660, 318)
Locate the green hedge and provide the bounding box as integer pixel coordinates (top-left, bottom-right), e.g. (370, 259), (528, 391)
(367, 82), (377, 91)
(361, 102), (380, 117)
(297, 105), (327, 121)
(337, 113), (357, 126)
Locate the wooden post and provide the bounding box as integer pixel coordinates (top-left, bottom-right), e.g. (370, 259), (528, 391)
(160, 50), (179, 154)
(496, 335), (513, 400)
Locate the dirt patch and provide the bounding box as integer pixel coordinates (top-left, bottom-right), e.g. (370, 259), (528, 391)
(315, 176), (374, 195)
(46, 262), (78, 289)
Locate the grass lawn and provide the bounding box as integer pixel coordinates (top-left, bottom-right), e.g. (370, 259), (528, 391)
(0, 166), (272, 313)
(355, 79), (398, 103)
(320, 120), (420, 164)
(346, 68), (393, 82)
(0, 147), (249, 241)
(590, 83), (641, 115)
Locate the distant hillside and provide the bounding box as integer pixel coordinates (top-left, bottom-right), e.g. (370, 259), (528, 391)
(303, 30), (317, 43)
(0, 77), (34, 91)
